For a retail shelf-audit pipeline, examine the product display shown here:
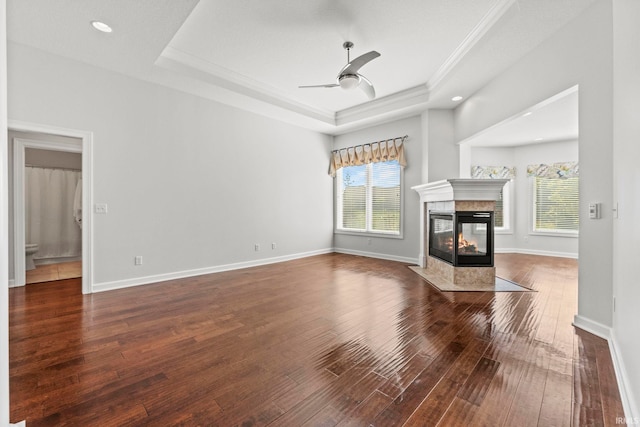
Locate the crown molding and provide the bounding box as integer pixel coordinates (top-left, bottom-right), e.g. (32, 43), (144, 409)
(427, 0), (516, 93)
(157, 46), (336, 125)
(154, 48), (433, 134)
(335, 84), (430, 126)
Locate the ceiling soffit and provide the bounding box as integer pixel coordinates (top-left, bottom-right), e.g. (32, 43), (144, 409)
(154, 0), (516, 133)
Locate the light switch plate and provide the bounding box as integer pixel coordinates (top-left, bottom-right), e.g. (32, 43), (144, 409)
(95, 203), (108, 214)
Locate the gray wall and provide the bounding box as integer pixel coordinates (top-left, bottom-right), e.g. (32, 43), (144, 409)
(8, 42), (334, 289)
(25, 147), (81, 169)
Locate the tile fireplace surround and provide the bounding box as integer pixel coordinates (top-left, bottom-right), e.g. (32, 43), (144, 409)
(412, 179), (508, 286)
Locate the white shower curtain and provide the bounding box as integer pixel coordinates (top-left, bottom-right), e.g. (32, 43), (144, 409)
(25, 166), (82, 260)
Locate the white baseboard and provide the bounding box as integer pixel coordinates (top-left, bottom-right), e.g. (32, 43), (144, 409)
(572, 315), (640, 422)
(92, 248), (334, 293)
(572, 314), (611, 340)
(495, 248), (578, 259)
(8, 279), (17, 288)
(34, 255), (82, 266)
(609, 333), (640, 423)
(333, 247), (418, 265)
(10, 422), (26, 427)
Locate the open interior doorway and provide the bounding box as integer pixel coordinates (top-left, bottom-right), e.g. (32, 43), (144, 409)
(8, 121), (93, 294)
(457, 86), (580, 261)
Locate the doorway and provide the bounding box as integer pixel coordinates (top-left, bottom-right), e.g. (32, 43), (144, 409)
(9, 121), (93, 294)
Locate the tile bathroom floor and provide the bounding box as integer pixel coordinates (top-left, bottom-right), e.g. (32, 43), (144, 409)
(25, 261), (81, 284)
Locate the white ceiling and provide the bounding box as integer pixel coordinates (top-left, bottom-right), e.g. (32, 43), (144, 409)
(7, 0), (592, 136)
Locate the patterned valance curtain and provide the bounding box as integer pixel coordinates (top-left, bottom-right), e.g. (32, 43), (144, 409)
(527, 162), (579, 179)
(471, 165), (516, 180)
(328, 136), (407, 177)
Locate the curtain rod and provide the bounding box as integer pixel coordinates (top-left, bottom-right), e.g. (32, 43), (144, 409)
(26, 164), (82, 172)
(331, 135), (408, 154)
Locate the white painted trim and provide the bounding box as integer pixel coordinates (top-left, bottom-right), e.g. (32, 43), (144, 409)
(10, 422), (26, 427)
(1, 0), (9, 424)
(494, 248), (578, 259)
(93, 249), (334, 293)
(156, 48), (335, 124)
(412, 178), (508, 203)
(572, 314), (612, 340)
(8, 120), (94, 294)
(333, 247), (418, 265)
(335, 85), (430, 126)
(609, 332), (640, 423)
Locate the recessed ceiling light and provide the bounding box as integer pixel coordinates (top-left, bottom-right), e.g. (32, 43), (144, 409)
(523, 112), (533, 117)
(451, 96), (463, 102)
(534, 137), (544, 141)
(90, 20), (113, 33)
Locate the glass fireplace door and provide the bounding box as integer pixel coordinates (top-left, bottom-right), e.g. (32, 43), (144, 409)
(456, 212), (493, 266)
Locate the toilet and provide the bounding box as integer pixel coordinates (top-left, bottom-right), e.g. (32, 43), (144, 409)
(25, 243), (39, 271)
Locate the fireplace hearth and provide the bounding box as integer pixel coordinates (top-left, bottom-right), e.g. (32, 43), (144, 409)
(429, 211), (494, 267)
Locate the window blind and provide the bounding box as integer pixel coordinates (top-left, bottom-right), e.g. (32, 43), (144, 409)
(371, 161), (401, 232)
(337, 160), (401, 234)
(534, 177), (579, 232)
(340, 164), (367, 230)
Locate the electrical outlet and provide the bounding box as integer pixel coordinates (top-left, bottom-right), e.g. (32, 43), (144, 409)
(254, 244), (260, 252)
(272, 243), (277, 250)
(135, 256), (143, 265)
(95, 203), (108, 214)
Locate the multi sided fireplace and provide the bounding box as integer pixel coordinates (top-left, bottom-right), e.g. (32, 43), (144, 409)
(429, 211), (494, 267)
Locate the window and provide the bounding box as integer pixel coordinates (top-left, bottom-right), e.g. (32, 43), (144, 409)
(494, 180), (512, 233)
(532, 176), (579, 235)
(336, 160), (402, 236)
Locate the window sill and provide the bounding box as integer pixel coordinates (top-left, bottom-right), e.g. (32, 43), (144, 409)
(495, 229), (513, 235)
(530, 231), (579, 238)
(335, 229), (404, 240)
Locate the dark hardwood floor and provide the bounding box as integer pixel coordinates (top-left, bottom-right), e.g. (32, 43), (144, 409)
(9, 253), (625, 426)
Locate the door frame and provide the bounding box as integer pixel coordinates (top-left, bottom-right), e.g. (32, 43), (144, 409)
(10, 120), (93, 294)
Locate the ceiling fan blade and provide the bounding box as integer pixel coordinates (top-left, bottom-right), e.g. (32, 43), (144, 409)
(358, 74), (376, 99)
(298, 84), (339, 88)
(340, 51), (380, 76)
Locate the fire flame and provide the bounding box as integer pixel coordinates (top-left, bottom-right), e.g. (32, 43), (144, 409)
(458, 233), (478, 253)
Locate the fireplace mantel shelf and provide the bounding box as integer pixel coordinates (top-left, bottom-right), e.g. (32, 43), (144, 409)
(412, 179), (508, 203)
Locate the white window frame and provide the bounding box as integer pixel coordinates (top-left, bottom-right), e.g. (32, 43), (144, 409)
(530, 176), (579, 238)
(495, 180), (513, 234)
(334, 161), (404, 239)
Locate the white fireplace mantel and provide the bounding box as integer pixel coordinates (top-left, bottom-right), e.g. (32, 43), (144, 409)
(411, 179), (509, 203)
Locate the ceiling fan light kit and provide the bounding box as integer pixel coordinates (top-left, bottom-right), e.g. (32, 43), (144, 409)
(338, 74), (360, 90)
(299, 41), (380, 99)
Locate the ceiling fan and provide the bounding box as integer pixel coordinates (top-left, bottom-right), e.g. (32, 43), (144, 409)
(299, 41), (380, 99)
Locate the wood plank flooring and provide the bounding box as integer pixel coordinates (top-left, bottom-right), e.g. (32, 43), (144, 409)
(9, 253), (625, 426)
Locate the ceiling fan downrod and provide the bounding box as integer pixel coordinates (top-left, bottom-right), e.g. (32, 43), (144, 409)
(343, 41), (354, 63)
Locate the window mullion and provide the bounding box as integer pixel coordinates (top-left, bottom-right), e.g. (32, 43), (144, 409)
(366, 163), (373, 232)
